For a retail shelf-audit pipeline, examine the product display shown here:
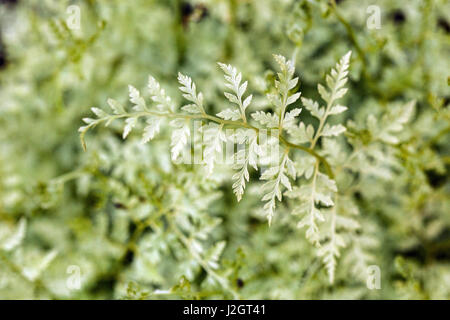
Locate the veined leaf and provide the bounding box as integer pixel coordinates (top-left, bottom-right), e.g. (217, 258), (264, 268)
(178, 73), (205, 114)
(202, 123), (226, 175)
(321, 124), (346, 137)
(217, 108), (241, 121)
(283, 108), (302, 129)
(142, 117), (161, 143)
(218, 62), (251, 121)
(170, 119), (190, 161)
(301, 97), (324, 119)
(128, 85), (147, 111)
(107, 98), (125, 115)
(148, 75), (174, 112)
(2, 218), (26, 251)
(123, 117), (137, 139)
(251, 111), (279, 128)
(260, 152), (292, 225)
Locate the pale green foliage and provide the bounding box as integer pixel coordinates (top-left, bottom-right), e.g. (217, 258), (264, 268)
(2, 0), (449, 300)
(232, 129), (261, 201)
(261, 152), (296, 225)
(285, 52), (351, 256)
(79, 75), (176, 151)
(255, 55), (302, 224)
(369, 100), (416, 145)
(77, 50), (428, 285)
(178, 73), (205, 115)
(80, 52), (354, 281)
(201, 123), (226, 174)
(217, 63), (252, 122)
(269, 54), (302, 133)
(1, 218), (26, 252)
(251, 111), (279, 128)
(148, 75), (175, 113)
(80, 54), (305, 226)
(1, 219), (58, 293)
(170, 118), (191, 161)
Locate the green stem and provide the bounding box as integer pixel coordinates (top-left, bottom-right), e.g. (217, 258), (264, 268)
(223, 0), (238, 60)
(173, 0), (186, 68)
(279, 136), (334, 179)
(330, 0), (368, 80)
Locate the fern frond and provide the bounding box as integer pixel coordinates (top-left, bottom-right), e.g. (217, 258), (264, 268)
(261, 151), (294, 225)
(271, 54), (301, 133)
(251, 111), (279, 128)
(218, 63), (252, 123)
(201, 123), (226, 175)
(307, 51), (352, 149)
(128, 85), (147, 112)
(317, 206), (345, 284)
(232, 129), (261, 201)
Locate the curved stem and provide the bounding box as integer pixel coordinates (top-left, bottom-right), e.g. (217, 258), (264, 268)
(279, 136), (334, 179)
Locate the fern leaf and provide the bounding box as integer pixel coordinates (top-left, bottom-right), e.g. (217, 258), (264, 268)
(178, 73), (205, 114)
(201, 123), (226, 175)
(170, 119), (190, 161)
(251, 111), (279, 128)
(128, 85), (147, 111)
(260, 152), (292, 225)
(232, 130), (261, 201)
(1, 218), (27, 252)
(148, 76), (174, 112)
(218, 62), (252, 122)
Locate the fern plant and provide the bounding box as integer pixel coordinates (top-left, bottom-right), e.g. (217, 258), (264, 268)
(2, 0), (448, 300)
(79, 50), (394, 283)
